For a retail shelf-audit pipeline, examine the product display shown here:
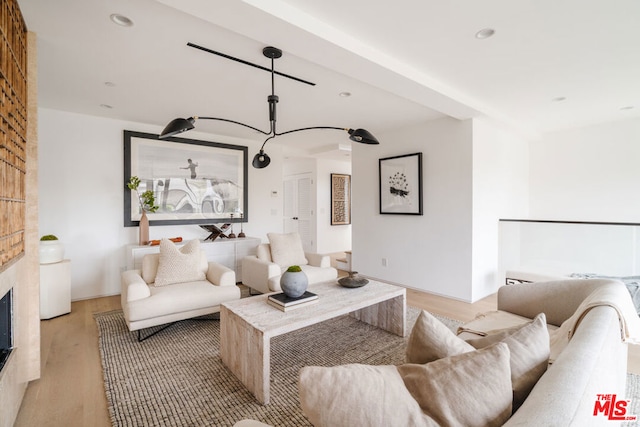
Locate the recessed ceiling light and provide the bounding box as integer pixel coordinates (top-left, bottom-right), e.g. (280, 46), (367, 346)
(110, 13), (133, 27)
(620, 106), (634, 110)
(100, 104), (113, 109)
(552, 96), (567, 102)
(475, 28), (495, 39)
(339, 92), (351, 98)
(104, 81), (116, 87)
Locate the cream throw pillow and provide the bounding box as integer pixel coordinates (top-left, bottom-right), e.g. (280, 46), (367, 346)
(398, 343), (513, 427)
(299, 344), (512, 427)
(267, 232), (308, 267)
(406, 310), (550, 412)
(406, 310), (475, 364)
(154, 239), (206, 286)
(299, 364), (438, 427)
(465, 312), (550, 411)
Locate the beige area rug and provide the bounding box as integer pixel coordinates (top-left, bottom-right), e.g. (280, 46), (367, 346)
(625, 374), (640, 427)
(96, 306), (433, 427)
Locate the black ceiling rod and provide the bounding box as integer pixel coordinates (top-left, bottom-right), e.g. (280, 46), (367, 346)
(186, 42), (316, 86)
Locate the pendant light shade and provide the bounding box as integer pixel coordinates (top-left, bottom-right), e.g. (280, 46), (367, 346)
(252, 150), (271, 169)
(348, 128), (379, 145)
(161, 117), (195, 139)
(159, 44), (380, 168)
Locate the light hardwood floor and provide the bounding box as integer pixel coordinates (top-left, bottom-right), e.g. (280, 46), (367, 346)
(14, 286), (640, 426)
(15, 296), (118, 427)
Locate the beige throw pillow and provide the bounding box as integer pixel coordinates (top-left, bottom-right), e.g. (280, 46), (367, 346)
(406, 310), (475, 364)
(465, 313), (550, 411)
(398, 343), (513, 427)
(299, 364), (438, 427)
(406, 310), (550, 412)
(154, 239), (206, 286)
(299, 344), (513, 427)
(267, 232), (308, 267)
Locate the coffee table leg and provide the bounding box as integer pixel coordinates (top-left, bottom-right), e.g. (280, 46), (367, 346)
(220, 305), (271, 404)
(351, 294), (406, 337)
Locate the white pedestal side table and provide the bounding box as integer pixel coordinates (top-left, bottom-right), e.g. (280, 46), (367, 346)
(40, 259), (71, 319)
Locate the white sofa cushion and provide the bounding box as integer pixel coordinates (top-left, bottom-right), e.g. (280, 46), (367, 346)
(267, 232), (308, 267)
(457, 310), (548, 338)
(267, 264), (338, 292)
(154, 239), (207, 286)
(125, 280), (239, 322)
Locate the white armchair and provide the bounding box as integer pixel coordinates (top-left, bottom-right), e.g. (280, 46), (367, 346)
(121, 240), (241, 339)
(241, 233), (338, 294)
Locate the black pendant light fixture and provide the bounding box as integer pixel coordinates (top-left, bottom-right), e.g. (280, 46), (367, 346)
(160, 44), (380, 168)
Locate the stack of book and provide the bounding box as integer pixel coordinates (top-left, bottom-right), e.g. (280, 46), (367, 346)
(267, 291), (318, 312)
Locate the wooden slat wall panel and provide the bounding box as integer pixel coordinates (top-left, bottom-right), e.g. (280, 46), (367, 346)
(0, 0), (27, 270)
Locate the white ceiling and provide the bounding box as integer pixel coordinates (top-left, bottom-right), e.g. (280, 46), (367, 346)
(18, 0), (640, 157)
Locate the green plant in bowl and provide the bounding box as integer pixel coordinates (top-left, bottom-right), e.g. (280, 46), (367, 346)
(40, 234), (59, 241)
(286, 265), (302, 273)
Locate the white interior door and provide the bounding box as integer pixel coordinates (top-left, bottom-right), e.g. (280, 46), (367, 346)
(283, 174), (313, 252)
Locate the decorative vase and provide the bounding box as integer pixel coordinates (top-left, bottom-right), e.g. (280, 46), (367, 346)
(139, 210), (149, 245)
(39, 240), (64, 264)
(280, 270), (308, 298)
(338, 271), (369, 288)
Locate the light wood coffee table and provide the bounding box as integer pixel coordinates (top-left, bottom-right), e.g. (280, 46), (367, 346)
(220, 279), (406, 404)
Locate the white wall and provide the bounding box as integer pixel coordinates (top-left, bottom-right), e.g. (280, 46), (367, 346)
(352, 117), (530, 302)
(471, 119), (529, 300)
(352, 117), (475, 301)
(530, 118), (640, 222)
(38, 108), (283, 300)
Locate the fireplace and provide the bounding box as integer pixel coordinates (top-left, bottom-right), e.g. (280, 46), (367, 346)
(0, 288), (13, 372)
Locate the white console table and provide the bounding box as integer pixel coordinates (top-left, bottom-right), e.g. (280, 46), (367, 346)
(40, 259), (71, 319)
(126, 237), (261, 283)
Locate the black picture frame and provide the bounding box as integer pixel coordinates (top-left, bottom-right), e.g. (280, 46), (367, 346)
(379, 152), (423, 215)
(124, 130), (248, 227)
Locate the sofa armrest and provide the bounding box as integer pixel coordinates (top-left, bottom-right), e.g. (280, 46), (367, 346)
(206, 262), (236, 286)
(504, 306), (627, 426)
(305, 252), (331, 268)
(498, 278), (617, 327)
(242, 255), (282, 293)
(121, 269), (151, 302)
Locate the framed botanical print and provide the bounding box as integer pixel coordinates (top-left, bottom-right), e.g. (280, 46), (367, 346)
(379, 152), (423, 215)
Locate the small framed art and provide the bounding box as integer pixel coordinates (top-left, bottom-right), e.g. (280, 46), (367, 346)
(379, 152), (423, 215)
(331, 173), (351, 225)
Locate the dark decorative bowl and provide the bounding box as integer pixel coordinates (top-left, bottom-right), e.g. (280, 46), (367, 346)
(338, 271), (369, 288)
